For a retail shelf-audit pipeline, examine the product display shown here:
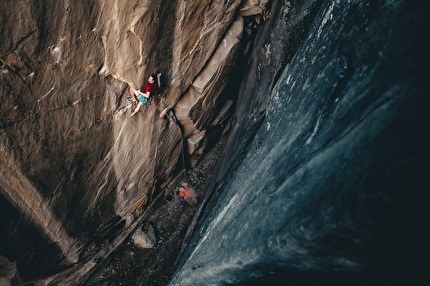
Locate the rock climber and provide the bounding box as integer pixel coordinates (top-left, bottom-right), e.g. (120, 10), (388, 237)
(129, 73), (161, 116)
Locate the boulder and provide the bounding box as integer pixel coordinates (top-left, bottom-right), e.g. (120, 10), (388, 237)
(0, 256), (17, 286)
(132, 223), (157, 249)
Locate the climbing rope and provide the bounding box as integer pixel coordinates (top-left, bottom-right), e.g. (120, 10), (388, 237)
(149, 94), (187, 180)
(125, 80), (189, 183)
(180, 131), (187, 180)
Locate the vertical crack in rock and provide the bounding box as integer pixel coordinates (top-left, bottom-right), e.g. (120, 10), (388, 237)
(174, 17), (243, 160)
(97, 0), (151, 83)
(128, 2), (150, 66)
(167, 0), (242, 104)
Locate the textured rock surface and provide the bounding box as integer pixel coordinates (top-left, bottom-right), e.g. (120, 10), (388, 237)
(0, 256), (19, 286)
(0, 0), (247, 281)
(3, 0), (428, 284)
(170, 0), (430, 285)
(174, 17), (243, 164)
(132, 223), (156, 249)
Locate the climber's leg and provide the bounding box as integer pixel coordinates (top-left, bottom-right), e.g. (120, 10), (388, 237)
(131, 102), (143, 116)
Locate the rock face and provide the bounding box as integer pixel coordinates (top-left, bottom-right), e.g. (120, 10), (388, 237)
(174, 17), (243, 164)
(0, 256), (19, 286)
(170, 0), (430, 285)
(0, 0), (249, 281)
(2, 0), (429, 284)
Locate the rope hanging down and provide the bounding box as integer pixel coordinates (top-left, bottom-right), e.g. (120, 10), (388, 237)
(124, 81), (188, 181)
(180, 133), (187, 180)
(149, 96), (187, 181)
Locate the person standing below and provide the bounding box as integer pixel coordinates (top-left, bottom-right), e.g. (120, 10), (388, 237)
(129, 73), (161, 116)
(178, 182), (197, 206)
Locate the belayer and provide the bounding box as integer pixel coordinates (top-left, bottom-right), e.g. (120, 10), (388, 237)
(177, 182), (197, 205)
(129, 73), (161, 116)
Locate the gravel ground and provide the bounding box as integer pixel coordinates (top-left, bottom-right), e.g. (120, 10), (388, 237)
(88, 138), (225, 286)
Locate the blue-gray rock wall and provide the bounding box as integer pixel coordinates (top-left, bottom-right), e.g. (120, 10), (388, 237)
(170, 0), (430, 285)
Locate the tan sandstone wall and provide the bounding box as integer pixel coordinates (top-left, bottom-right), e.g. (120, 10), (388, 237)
(0, 0), (269, 280)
